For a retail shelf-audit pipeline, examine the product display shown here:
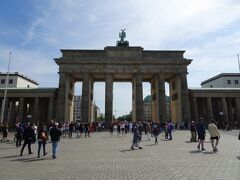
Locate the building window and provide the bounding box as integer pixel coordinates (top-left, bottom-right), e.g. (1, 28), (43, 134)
(9, 79), (13, 84)
(227, 80), (231, 84)
(1, 79), (5, 84)
(235, 80), (239, 84)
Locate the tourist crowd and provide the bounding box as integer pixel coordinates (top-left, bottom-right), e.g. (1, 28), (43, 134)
(0, 117), (239, 160)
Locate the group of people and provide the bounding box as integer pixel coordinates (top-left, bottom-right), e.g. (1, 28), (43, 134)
(1, 117), (238, 160)
(190, 118), (220, 152)
(15, 121), (62, 159)
(109, 122), (132, 136)
(130, 121), (175, 149)
(59, 121), (92, 139)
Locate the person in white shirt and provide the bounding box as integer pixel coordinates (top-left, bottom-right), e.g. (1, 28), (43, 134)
(208, 120), (220, 152)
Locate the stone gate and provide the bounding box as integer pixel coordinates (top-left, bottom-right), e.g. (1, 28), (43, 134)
(55, 46), (192, 127)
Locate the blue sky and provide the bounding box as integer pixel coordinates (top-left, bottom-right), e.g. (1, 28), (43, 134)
(1, 0), (240, 117)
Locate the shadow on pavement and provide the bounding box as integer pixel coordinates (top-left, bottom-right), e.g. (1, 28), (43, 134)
(202, 151), (216, 154)
(189, 150), (201, 154)
(160, 139), (169, 141)
(11, 156), (51, 162)
(120, 148), (142, 153)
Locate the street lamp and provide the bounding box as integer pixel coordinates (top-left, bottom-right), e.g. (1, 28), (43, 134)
(0, 52), (12, 124)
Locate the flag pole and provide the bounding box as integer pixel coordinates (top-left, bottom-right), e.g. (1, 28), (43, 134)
(0, 52), (12, 124)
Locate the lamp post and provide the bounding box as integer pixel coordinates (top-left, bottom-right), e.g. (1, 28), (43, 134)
(0, 52), (12, 124)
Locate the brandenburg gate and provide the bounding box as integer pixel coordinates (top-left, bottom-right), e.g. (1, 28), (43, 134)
(55, 34), (192, 127)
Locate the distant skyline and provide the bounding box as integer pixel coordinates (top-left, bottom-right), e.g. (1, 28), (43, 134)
(1, 0), (240, 117)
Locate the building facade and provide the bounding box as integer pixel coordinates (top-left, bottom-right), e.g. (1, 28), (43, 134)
(0, 88), (57, 127)
(0, 72), (38, 88)
(201, 73), (240, 88)
(189, 88), (240, 128)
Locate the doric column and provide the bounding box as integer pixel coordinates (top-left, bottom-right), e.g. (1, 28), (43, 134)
(19, 97), (24, 122)
(3, 98), (9, 123)
(48, 97), (54, 122)
(132, 74), (143, 122)
(192, 97), (198, 121)
(56, 73), (74, 122)
(180, 73), (190, 123)
(227, 98), (234, 127)
(81, 74), (92, 123)
(207, 97), (213, 122)
(235, 97), (240, 128)
(221, 97), (229, 124)
(33, 97), (39, 125)
(56, 73), (67, 122)
(156, 74), (167, 122)
(105, 74), (113, 128)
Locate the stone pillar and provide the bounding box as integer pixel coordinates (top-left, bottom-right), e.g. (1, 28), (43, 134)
(81, 74), (92, 123)
(207, 97), (213, 122)
(3, 98), (9, 123)
(151, 80), (156, 122)
(48, 97), (54, 122)
(192, 97), (198, 121)
(132, 74), (143, 122)
(222, 97), (229, 124)
(11, 99), (17, 126)
(19, 97), (24, 122)
(235, 97), (240, 128)
(105, 74), (113, 128)
(56, 73), (67, 122)
(89, 82), (94, 122)
(33, 97), (39, 125)
(152, 74), (167, 123)
(158, 74), (167, 123)
(227, 98), (234, 127)
(56, 73), (74, 122)
(180, 73), (190, 123)
(7, 99), (13, 123)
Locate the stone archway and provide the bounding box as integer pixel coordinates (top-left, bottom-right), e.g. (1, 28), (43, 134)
(55, 46), (191, 126)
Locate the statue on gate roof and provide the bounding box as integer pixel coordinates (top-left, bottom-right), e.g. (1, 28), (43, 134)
(116, 29), (129, 47)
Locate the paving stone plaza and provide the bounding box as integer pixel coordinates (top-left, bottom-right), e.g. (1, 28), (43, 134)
(0, 130), (240, 180)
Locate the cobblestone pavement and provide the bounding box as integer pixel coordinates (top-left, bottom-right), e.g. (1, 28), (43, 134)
(0, 130), (240, 180)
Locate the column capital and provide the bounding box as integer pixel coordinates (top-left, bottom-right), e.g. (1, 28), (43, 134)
(156, 73), (165, 79)
(105, 74), (113, 80)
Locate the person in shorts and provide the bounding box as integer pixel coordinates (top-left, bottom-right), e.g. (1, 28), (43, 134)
(195, 118), (206, 151)
(208, 120), (220, 152)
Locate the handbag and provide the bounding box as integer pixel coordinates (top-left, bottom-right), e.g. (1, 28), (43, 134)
(238, 132), (240, 140)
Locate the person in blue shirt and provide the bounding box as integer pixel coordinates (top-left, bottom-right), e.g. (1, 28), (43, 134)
(195, 118), (206, 151)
